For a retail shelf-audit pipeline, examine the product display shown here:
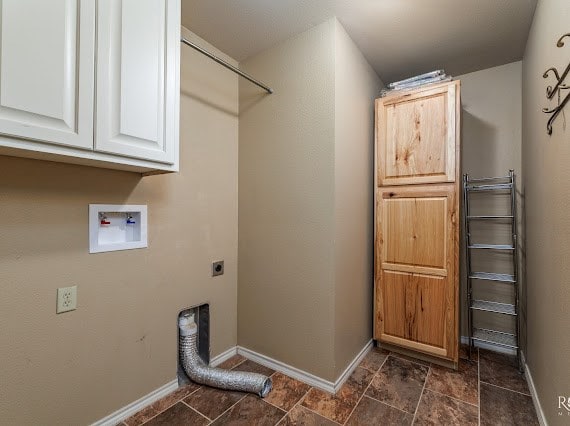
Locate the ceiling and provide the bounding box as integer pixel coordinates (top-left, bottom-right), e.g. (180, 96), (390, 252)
(182, 0), (537, 83)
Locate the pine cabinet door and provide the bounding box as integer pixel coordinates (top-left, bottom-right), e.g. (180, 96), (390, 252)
(0, 0), (95, 149)
(375, 185), (458, 360)
(376, 82), (458, 186)
(96, 0), (179, 164)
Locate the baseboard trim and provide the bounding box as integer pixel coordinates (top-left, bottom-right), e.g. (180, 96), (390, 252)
(521, 351), (548, 426)
(93, 341), (372, 425)
(91, 379), (178, 426)
(210, 345), (238, 367)
(237, 346), (335, 393)
(460, 336), (517, 355)
(92, 346), (238, 426)
(237, 340), (373, 394)
(333, 340), (374, 392)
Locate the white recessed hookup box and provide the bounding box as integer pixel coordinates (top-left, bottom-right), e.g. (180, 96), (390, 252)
(89, 204), (148, 253)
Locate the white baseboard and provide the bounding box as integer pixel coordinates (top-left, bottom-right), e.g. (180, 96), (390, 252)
(460, 336), (516, 355)
(521, 351), (548, 426)
(91, 379), (178, 426)
(210, 345), (238, 367)
(333, 340), (374, 392)
(91, 346), (238, 426)
(237, 340), (373, 394)
(93, 341), (372, 425)
(237, 346), (335, 393)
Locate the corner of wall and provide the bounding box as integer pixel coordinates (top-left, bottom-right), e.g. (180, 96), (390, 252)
(521, 0), (570, 423)
(331, 19), (383, 378)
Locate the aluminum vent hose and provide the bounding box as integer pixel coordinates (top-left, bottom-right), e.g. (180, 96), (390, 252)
(178, 314), (272, 398)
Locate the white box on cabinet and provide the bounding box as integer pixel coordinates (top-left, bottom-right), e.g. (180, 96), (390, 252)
(89, 204), (147, 253)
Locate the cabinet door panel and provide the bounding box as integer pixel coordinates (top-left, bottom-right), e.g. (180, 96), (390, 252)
(376, 82), (457, 186)
(375, 185), (457, 360)
(379, 271), (447, 354)
(381, 271), (407, 339)
(383, 196), (447, 272)
(96, 0), (179, 164)
(0, 0), (94, 149)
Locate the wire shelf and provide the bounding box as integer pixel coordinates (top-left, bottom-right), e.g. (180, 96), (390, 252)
(472, 328), (518, 349)
(464, 170), (521, 371)
(471, 300), (517, 315)
(469, 272), (515, 283)
(467, 215), (514, 220)
(466, 183), (513, 192)
(468, 244), (515, 250)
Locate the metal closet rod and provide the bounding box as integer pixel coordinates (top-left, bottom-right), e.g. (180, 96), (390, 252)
(180, 37), (274, 94)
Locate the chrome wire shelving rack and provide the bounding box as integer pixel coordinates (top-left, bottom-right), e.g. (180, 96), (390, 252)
(463, 170), (521, 370)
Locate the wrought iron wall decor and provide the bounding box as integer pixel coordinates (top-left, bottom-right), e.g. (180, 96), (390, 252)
(543, 33), (570, 135)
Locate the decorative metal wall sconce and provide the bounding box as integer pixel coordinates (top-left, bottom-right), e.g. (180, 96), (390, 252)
(543, 33), (570, 135)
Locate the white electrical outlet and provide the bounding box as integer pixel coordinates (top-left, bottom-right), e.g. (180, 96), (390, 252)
(57, 286), (77, 314)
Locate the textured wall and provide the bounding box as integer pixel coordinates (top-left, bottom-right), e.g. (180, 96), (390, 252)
(333, 20), (383, 377)
(457, 62), (523, 338)
(0, 27), (239, 424)
(238, 18), (381, 382)
(238, 19), (337, 381)
(522, 0), (570, 423)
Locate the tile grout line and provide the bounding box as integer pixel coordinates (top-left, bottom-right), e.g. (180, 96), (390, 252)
(388, 353), (430, 369)
(361, 394), (411, 416)
(274, 389), (306, 426)
(424, 386), (479, 408)
(293, 383), (344, 426)
(341, 354), (390, 425)
(187, 354), (253, 424)
(297, 398), (344, 426)
(180, 400), (212, 423)
(205, 393), (247, 424)
(410, 363), (430, 425)
(191, 358), (278, 425)
(262, 396), (290, 414)
(141, 354), (247, 425)
(229, 358), (248, 370)
(479, 380), (532, 397)
(274, 386), (318, 426)
(360, 384), (414, 414)
(353, 352), (430, 420)
(136, 386), (202, 426)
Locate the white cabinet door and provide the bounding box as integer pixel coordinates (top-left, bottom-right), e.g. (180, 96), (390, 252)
(96, 0), (180, 164)
(0, 0), (95, 149)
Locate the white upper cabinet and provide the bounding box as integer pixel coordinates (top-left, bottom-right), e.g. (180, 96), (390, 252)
(0, 0), (94, 149)
(96, 0), (179, 164)
(0, 0), (180, 173)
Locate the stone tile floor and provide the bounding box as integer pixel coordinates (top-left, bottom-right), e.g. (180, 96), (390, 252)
(122, 346), (539, 425)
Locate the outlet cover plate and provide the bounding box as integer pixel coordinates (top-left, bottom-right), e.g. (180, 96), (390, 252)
(57, 286), (77, 313)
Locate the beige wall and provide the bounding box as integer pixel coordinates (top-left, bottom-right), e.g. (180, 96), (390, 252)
(0, 27), (239, 424)
(238, 18), (381, 382)
(457, 62), (523, 337)
(238, 19), (337, 381)
(522, 0), (570, 423)
(333, 20), (383, 377)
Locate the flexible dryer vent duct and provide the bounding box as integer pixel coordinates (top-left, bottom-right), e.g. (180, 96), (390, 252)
(178, 314), (272, 398)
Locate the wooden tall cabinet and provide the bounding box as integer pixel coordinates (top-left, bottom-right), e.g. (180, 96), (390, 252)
(374, 80), (460, 364)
